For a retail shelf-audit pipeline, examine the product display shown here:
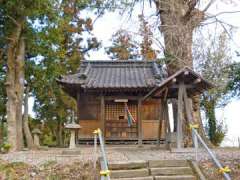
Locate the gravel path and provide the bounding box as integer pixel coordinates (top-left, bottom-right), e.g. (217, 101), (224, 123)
(0, 146), (239, 166)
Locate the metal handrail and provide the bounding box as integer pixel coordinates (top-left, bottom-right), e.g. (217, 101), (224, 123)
(93, 128), (110, 180)
(191, 127), (231, 180)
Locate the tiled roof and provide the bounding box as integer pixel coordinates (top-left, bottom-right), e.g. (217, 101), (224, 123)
(57, 60), (166, 89)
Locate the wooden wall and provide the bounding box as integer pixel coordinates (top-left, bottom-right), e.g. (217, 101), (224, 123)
(77, 95), (166, 140)
(142, 99), (165, 140)
(77, 95), (101, 139)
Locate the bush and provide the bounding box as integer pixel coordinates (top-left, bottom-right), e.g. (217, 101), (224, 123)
(211, 120), (227, 146)
(1, 143), (11, 153)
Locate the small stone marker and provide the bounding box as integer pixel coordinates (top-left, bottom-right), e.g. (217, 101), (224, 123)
(32, 128), (42, 147)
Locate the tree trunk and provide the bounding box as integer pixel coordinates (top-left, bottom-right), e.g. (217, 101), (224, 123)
(155, 0), (211, 145)
(15, 36), (25, 150)
(6, 24), (22, 151)
(6, 18), (25, 151)
(23, 86), (35, 149)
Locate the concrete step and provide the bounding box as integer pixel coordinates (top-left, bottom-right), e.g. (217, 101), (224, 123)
(109, 161), (148, 170)
(110, 169), (149, 179)
(112, 176), (154, 180)
(149, 160), (189, 168)
(150, 167), (193, 176)
(154, 175), (196, 180)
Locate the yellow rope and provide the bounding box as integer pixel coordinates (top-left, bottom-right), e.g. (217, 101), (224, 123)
(189, 123), (199, 129)
(93, 128), (101, 134)
(219, 166), (231, 174)
(100, 170), (110, 176)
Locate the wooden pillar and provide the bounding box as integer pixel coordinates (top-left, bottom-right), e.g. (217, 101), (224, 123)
(157, 99), (163, 146)
(76, 92), (81, 143)
(137, 99), (142, 146)
(100, 96), (105, 140)
(77, 92), (81, 123)
(177, 82), (184, 149)
(183, 86), (196, 147)
(183, 86), (193, 123)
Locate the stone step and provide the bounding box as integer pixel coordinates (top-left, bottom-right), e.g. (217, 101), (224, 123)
(149, 160), (189, 168)
(109, 161), (148, 170)
(150, 167), (193, 176)
(154, 175), (197, 180)
(112, 176), (154, 180)
(110, 169), (149, 179)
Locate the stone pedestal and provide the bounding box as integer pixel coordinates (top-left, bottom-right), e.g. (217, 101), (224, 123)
(32, 128), (42, 147)
(69, 130), (76, 149)
(33, 134), (40, 147)
(65, 123), (81, 149)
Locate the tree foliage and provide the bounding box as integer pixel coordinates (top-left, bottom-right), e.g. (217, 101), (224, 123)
(27, 0), (100, 147)
(106, 14), (159, 61)
(0, 0), (100, 149)
(138, 14), (158, 61)
(106, 29), (139, 60)
(0, 0), (55, 150)
(193, 32), (232, 146)
(228, 62), (240, 98)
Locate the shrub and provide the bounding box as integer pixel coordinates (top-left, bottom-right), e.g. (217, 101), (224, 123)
(1, 143), (11, 153)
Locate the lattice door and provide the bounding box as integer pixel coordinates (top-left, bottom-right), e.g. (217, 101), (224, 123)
(105, 101), (137, 139)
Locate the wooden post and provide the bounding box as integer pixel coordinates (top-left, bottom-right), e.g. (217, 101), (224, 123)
(76, 92), (81, 143)
(137, 99), (143, 146)
(100, 96), (105, 141)
(162, 99), (171, 149)
(183, 86), (198, 148)
(157, 99), (163, 146)
(164, 100), (171, 133)
(177, 82), (184, 149)
(182, 86), (193, 123)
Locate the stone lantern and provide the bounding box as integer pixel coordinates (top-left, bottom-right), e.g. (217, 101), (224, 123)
(65, 122), (81, 149)
(32, 128), (42, 147)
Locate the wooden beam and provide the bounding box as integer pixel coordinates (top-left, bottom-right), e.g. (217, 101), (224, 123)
(163, 88), (169, 101)
(104, 96), (140, 101)
(177, 82), (184, 149)
(154, 87), (168, 97)
(137, 99), (143, 146)
(141, 86), (158, 101)
(169, 84), (195, 89)
(193, 78), (201, 84)
(100, 96), (105, 141)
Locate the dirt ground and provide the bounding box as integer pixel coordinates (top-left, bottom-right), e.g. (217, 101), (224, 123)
(0, 145), (239, 179)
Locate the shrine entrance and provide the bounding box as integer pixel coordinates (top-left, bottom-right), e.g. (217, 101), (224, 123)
(105, 100), (138, 140)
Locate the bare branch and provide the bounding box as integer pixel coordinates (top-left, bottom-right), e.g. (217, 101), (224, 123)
(202, 0), (217, 12)
(207, 10), (240, 19)
(6, 15), (21, 27)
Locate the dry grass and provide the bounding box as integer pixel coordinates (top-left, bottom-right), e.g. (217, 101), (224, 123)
(0, 159), (99, 180)
(199, 159), (240, 180)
